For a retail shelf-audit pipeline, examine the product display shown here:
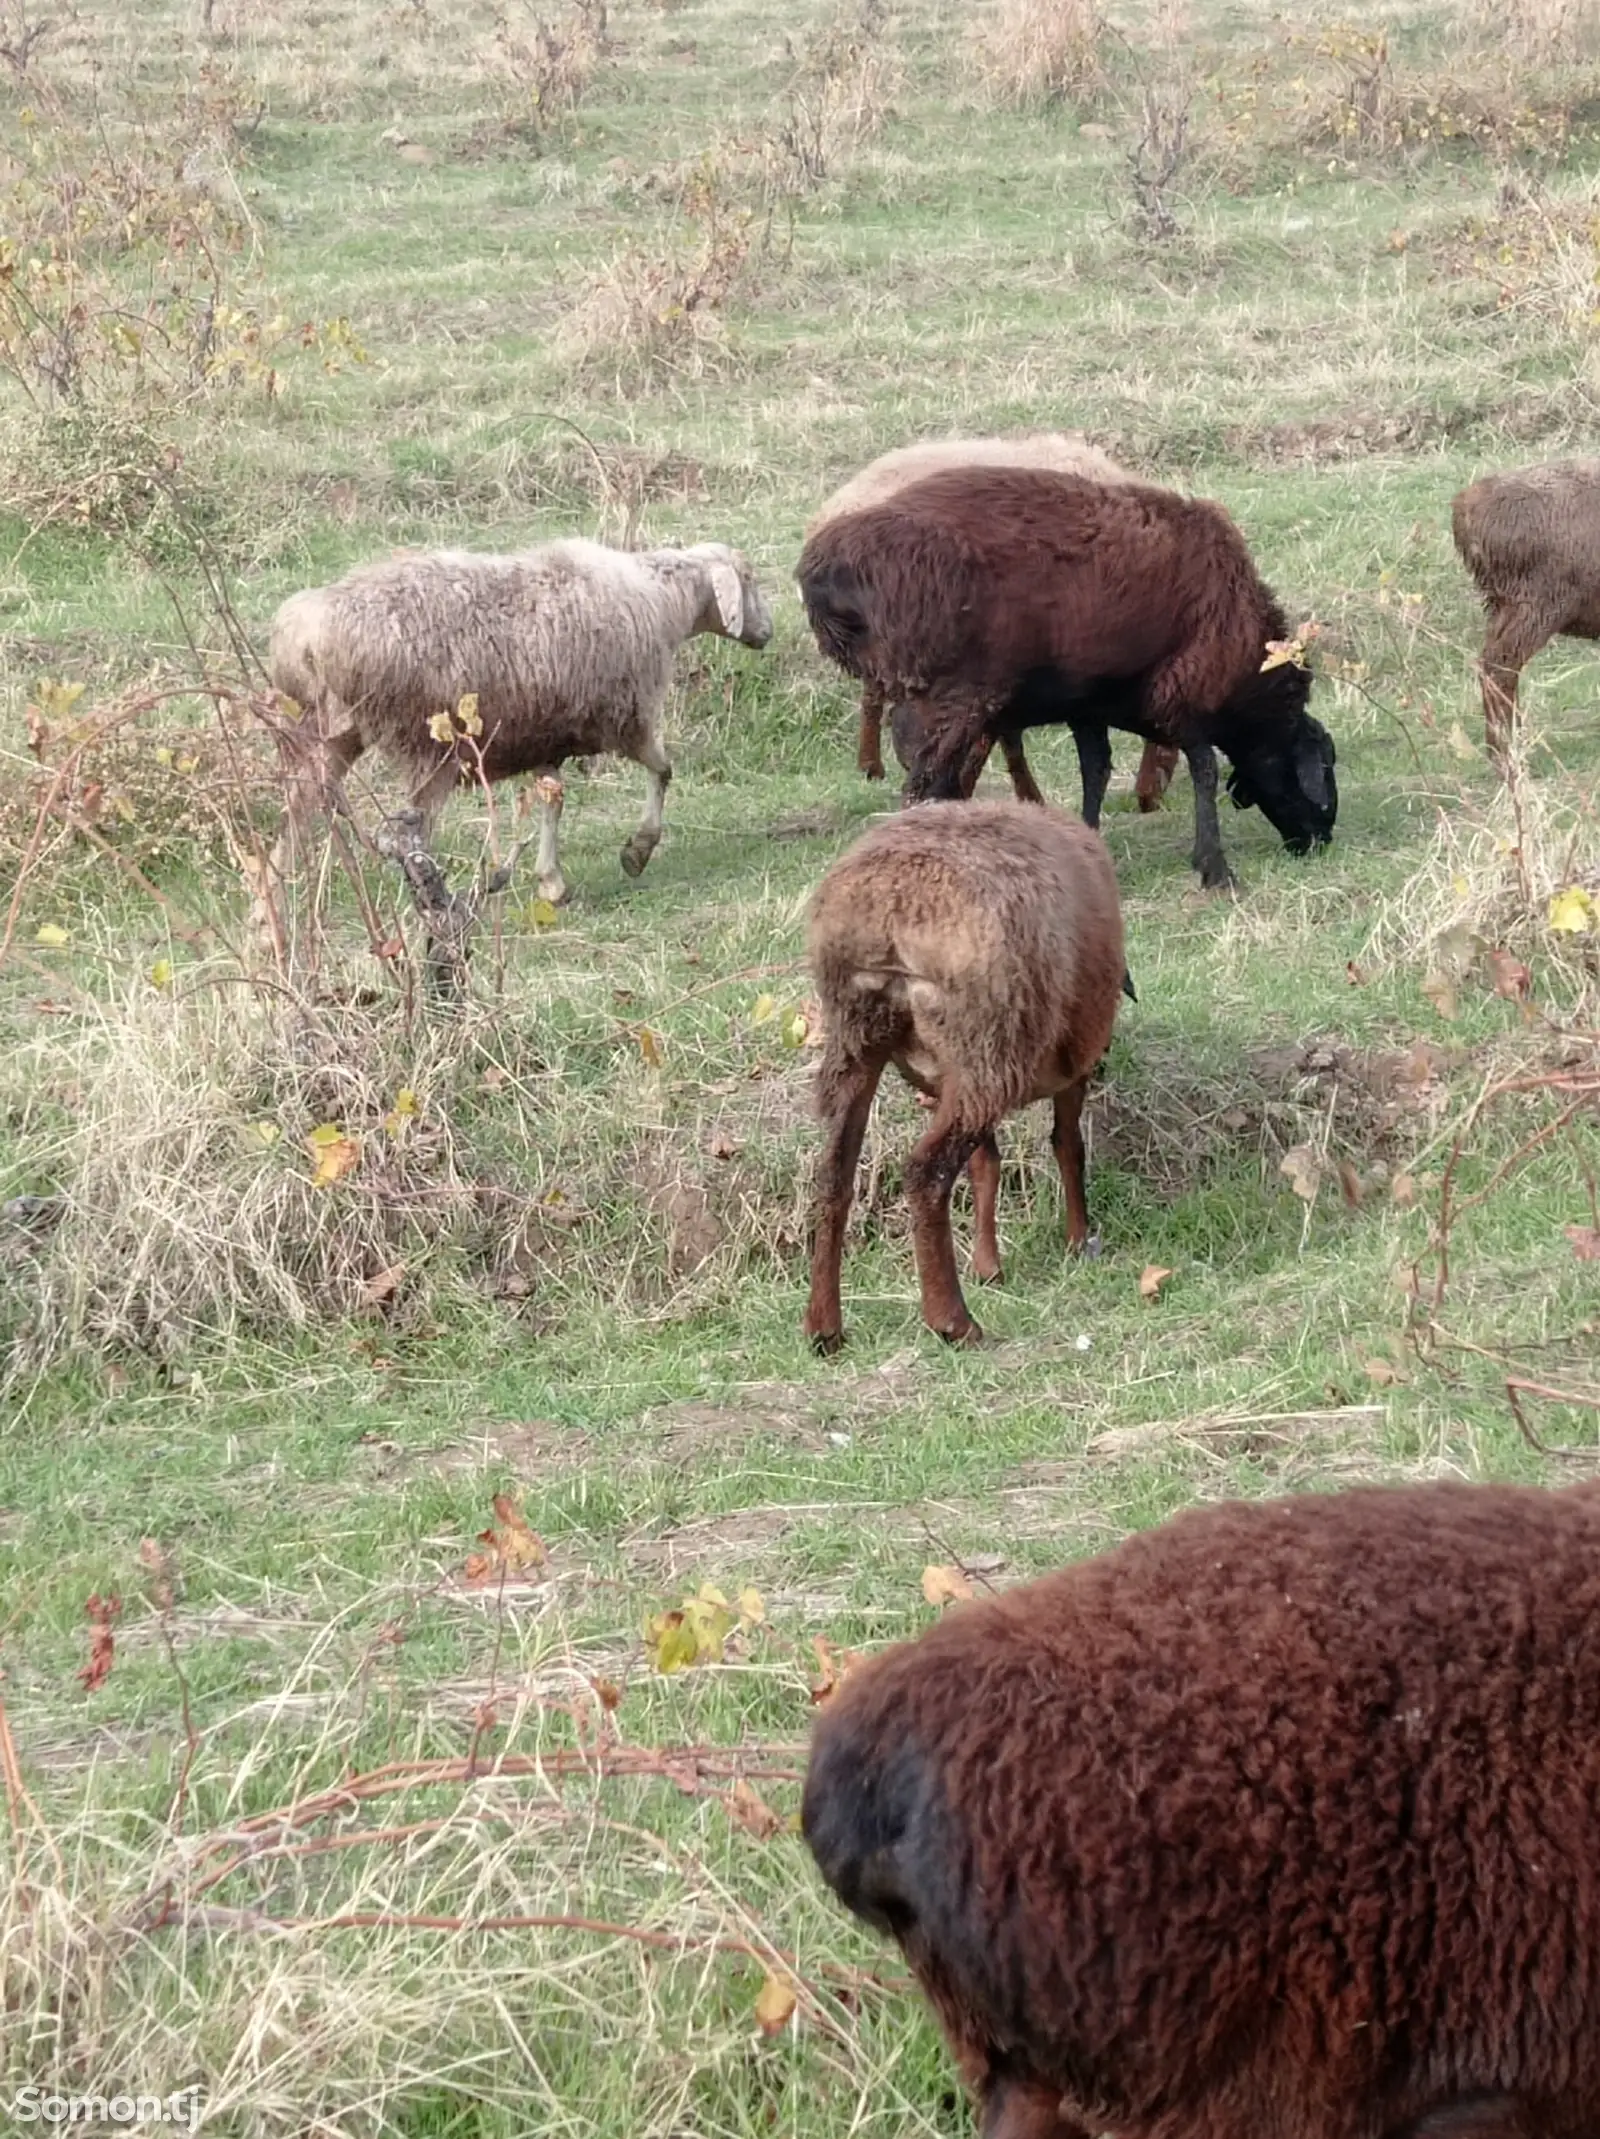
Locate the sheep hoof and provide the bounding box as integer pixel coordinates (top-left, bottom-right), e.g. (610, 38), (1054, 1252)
(620, 843), (650, 879)
(974, 1259), (1004, 1287)
(807, 1324), (846, 1357)
(537, 880), (570, 908)
(935, 1317), (986, 1348)
(1198, 865), (1238, 895)
(861, 761), (886, 781)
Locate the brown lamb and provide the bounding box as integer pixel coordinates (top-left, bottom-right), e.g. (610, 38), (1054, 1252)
(803, 1477), (1600, 2139)
(802, 799), (1124, 1351)
(797, 465), (1337, 889)
(1451, 459), (1600, 760)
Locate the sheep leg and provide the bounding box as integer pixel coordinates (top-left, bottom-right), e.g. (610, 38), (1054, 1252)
(803, 1051), (887, 1355)
(999, 733), (1046, 806)
(1184, 741), (1237, 891)
(1071, 723), (1113, 829)
(1134, 739), (1179, 812)
(531, 771), (568, 906)
(1051, 1081), (1092, 1252)
(981, 2074), (1093, 2139)
(1478, 602), (1551, 764)
(969, 1132), (1003, 1285)
(904, 1105), (985, 1345)
(620, 735), (671, 880)
(858, 679), (886, 780)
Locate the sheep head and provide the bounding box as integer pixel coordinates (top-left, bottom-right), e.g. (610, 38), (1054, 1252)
(1226, 710), (1338, 855)
(681, 543), (774, 649)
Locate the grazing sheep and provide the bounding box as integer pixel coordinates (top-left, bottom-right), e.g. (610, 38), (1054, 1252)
(268, 538), (773, 906)
(804, 1478), (1600, 2139)
(798, 466), (1336, 890)
(802, 800), (1123, 1352)
(806, 433), (1175, 811)
(1451, 458), (1600, 759)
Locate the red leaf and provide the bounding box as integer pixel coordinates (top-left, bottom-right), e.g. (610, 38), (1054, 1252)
(78, 1593), (122, 1692)
(1566, 1225), (1600, 1263)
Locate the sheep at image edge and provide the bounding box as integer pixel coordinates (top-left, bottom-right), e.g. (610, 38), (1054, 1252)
(804, 1477), (1600, 2139)
(798, 464), (1337, 889)
(268, 538), (773, 906)
(1451, 458), (1600, 763)
(803, 431), (1177, 809)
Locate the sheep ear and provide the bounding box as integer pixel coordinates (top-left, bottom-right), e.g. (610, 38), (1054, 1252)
(707, 559), (744, 637)
(1294, 739), (1331, 810)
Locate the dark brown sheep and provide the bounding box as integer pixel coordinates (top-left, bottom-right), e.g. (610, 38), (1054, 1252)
(797, 466), (1337, 890)
(1451, 459), (1600, 760)
(803, 1478), (1600, 2139)
(802, 800), (1123, 1352)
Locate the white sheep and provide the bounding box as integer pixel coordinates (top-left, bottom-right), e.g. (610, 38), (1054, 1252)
(805, 433), (1138, 783)
(267, 538), (773, 906)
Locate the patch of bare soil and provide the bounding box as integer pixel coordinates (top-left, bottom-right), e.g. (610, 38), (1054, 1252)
(622, 1504), (801, 1580)
(1090, 1033), (1461, 1197)
(362, 1416), (595, 1483)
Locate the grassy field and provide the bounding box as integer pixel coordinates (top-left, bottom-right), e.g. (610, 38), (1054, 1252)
(2, 0), (1599, 2129)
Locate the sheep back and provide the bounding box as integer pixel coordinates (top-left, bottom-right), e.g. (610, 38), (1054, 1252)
(277, 541), (690, 778)
(805, 430), (1132, 538)
(1451, 459), (1600, 635)
(797, 468), (1291, 738)
(807, 801), (1123, 1122)
(803, 1479), (1600, 2139)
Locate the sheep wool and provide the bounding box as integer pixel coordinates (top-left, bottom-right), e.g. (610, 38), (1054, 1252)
(804, 1478), (1600, 2139)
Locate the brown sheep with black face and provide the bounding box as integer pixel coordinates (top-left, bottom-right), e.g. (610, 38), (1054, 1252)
(803, 432), (1178, 811)
(804, 1478), (1600, 2139)
(802, 799), (1124, 1352)
(1451, 459), (1600, 761)
(798, 465), (1337, 890)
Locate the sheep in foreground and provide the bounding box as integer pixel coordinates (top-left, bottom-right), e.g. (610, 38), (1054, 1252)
(804, 1478), (1600, 2139)
(802, 800), (1123, 1352)
(798, 466), (1337, 890)
(1451, 458), (1600, 760)
(268, 539), (773, 906)
(805, 433), (1176, 811)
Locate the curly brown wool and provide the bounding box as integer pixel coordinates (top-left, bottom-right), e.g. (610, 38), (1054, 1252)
(797, 464), (1337, 890)
(803, 1479), (1600, 2139)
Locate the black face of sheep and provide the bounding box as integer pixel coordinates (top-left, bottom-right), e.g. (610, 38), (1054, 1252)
(1225, 712), (1338, 855)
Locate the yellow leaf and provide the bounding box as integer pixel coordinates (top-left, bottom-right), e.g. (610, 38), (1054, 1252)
(1138, 1263), (1173, 1301)
(737, 1586), (765, 1625)
(921, 1563), (974, 1608)
(1446, 722), (1478, 761)
(307, 1131), (361, 1186)
(455, 691), (483, 737)
(34, 923), (69, 946)
(384, 1086), (419, 1138)
(526, 897), (560, 930)
(1450, 874), (1470, 899)
(754, 1972), (798, 2036)
(780, 1009), (810, 1050)
(427, 708), (456, 744)
(638, 1027), (663, 1068)
(751, 992), (777, 1025)
(307, 1121), (345, 1147)
(644, 1608), (700, 1674)
(698, 1582), (729, 1610)
(243, 1119), (281, 1149)
(1549, 886), (1598, 934)
(148, 958), (172, 989)
(1279, 1143), (1322, 1201)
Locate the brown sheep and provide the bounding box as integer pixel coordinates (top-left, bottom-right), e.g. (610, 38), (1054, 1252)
(803, 1478), (1600, 2139)
(798, 466), (1337, 890)
(802, 799), (1124, 1352)
(1451, 458), (1600, 760)
(804, 433), (1178, 811)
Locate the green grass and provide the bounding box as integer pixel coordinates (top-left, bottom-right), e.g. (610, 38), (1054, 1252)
(2, 0), (1600, 2129)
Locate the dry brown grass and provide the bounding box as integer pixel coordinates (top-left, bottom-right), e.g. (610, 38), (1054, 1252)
(969, 0), (1104, 107)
